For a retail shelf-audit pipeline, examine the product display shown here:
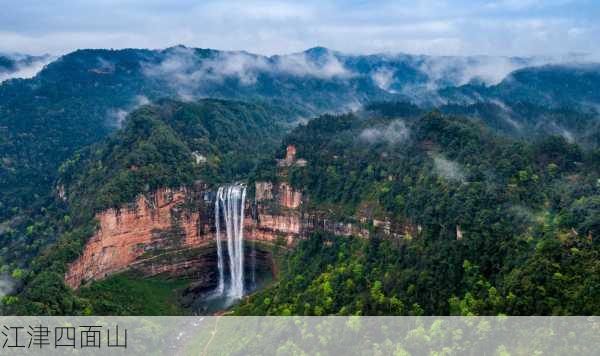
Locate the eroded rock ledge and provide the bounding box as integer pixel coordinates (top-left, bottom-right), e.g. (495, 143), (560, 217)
(64, 182), (305, 289)
(65, 146), (419, 289)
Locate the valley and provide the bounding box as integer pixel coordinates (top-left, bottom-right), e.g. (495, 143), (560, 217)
(0, 47), (599, 316)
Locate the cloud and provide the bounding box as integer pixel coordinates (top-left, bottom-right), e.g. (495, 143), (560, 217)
(0, 1), (598, 58)
(486, 0), (544, 11)
(546, 121), (575, 143)
(489, 99), (524, 131)
(0, 275), (15, 298)
(200, 1), (314, 21)
(94, 56), (116, 74)
(142, 46), (270, 98)
(417, 56), (535, 88)
(107, 108), (129, 128)
(273, 51), (353, 79)
(135, 95), (150, 106)
(0, 55), (54, 83)
(433, 155), (466, 182)
(143, 46), (354, 99)
(360, 120), (410, 145)
(485, 0), (575, 11)
(371, 67), (396, 92)
(106, 95), (151, 128)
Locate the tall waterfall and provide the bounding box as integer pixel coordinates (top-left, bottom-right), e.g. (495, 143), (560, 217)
(215, 184), (247, 299)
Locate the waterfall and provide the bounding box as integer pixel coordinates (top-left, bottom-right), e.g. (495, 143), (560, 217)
(215, 184), (247, 299)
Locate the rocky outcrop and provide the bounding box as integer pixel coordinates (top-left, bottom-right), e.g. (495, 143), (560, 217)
(64, 187), (214, 289)
(65, 183), (304, 289)
(246, 212), (302, 246)
(256, 181), (302, 209)
(64, 146), (418, 290)
(277, 144), (307, 168)
(255, 182), (274, 201)
(279, 182), (302, 209)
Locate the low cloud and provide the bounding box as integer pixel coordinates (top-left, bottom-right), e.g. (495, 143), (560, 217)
(417, 53), (597, 90)
(273, 51), (353, 79)
(360, 120), (409, 145)
(0, 275), (14, 298)
(417, 56), (534, 88)
(547, 121), (575, 143)
(143, 46), (269, 98)
(93, 56), (116, 74)
(489, 99), (524, 130)
(143, 46), (354, 99)
(107, 108), (129, 128)
(107, 95), (151, 128)
(433, 155), (466, 182)
(371, 67), (396, 93)
(0, 54), (54, 83)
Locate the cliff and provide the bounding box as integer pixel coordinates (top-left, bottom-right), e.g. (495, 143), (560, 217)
(65, 183), (304, 289)
(64, 187), (214, 288)
(65, 146), (418, 289)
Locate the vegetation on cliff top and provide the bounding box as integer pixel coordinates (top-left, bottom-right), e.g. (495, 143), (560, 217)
(236, 103), (600, 315)
(5, 98), (291, 315)
(3, 97), (600, 316)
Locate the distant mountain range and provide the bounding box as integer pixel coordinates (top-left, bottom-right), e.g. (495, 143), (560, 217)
(2, 45), (599, 112)
(1, 46), (600, 222)
(2, 46), (600, 317)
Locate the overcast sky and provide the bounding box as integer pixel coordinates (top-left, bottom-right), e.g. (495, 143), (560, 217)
(0, 0), (598, 57)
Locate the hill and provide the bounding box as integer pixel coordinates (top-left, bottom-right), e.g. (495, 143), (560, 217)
(236, 108), (600, 315)
(2, 98), (292, 315)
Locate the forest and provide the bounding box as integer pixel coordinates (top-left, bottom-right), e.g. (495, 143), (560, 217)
(1, 99), (292, 315)
(236, 102), (600, 315)
(0, 49), (599, 316)
(2, 98), (599, 315)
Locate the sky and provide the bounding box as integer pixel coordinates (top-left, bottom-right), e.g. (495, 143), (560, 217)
(0, 0), (599, 57)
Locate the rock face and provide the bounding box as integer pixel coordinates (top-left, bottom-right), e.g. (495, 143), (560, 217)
(64, 187), (215, 289)
(65, 145), (417, 289)
(279, 182), (302, 209)
(255, 181), (302, 209)
(64, 183), (305, 289)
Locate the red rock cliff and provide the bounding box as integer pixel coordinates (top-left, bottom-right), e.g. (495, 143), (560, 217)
(65, 185), (304, 289)
(65, 148), (416, 289)
(64, 188), (213, 288)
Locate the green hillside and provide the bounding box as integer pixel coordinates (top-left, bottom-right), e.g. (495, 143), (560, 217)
(236, 108), (600, 315)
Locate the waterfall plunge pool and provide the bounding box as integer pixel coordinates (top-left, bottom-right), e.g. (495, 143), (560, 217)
(189, 183), (276, 315)
(190, 265), (274, 315)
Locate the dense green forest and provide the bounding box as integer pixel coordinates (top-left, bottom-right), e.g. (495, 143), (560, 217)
(2, 97), (599, 315)
(3, 99), (600, 315)
(1, 46), (600, 316)
(2, 99), (292, 315)
(4, 47), (599, 224)
(441, 64), (600, 109)
(236, 103), (600, 315)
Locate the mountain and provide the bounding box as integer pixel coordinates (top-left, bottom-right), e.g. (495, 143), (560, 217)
(440, 64), (600, 110)
(235, 108), (600, 316)
(1, 46), (600, 316)
(0, 53), (53, 82)
(8, 98), (292, 314)
(2, 46), (600, 249)
(59, 98), (292, 214)
(11, 97), (599, 316)
(3, 47), (600, 224)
